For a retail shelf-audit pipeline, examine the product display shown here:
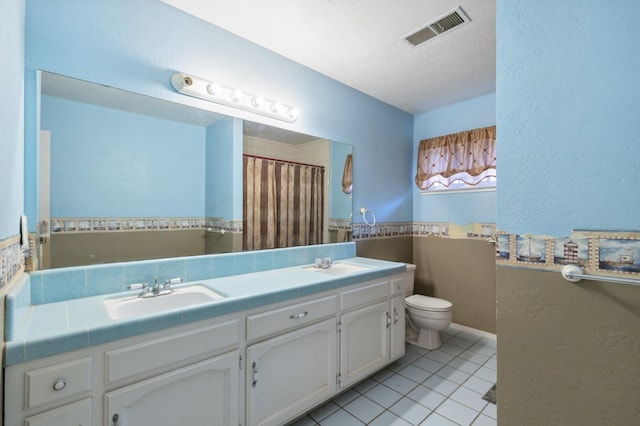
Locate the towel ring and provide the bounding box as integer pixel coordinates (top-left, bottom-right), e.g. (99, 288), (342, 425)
(359, 207), (376, 227)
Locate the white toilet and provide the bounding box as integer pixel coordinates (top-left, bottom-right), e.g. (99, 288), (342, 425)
(403, 264), (453, 350)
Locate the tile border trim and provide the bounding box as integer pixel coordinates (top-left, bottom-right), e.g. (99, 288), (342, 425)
(0, 235), (25, 289)
(48, 217), (244, 234)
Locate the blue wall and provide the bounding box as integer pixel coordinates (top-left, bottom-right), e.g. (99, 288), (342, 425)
(25, 0), (413, 225)
(497, 1), (640, 236)
(413, 93), (496, 225)
(41, 96), (205, 217)
(205, 117), (242, 220)
(0, 0), (25, 240)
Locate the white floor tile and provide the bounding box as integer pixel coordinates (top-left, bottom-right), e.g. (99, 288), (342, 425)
(462, 376), (494, 395)
(447, 357), (482, 375)
(369, 410), (413, 426)
(425, 349), (456, 364)
(288, 414), (318, 426)
(482, 402), (497, 419)
(472, 414), (497, 425)
(354, 378), (378, 394)
(373, 367), (395, 382)
(459, 350), (491, 365)
(398, 364), (432, 384)
(319, 409), (364, 426)
(446, 336), (476, 349)
(413, 356), (444, 373)
(333, 389), (360, 407)
(407, 385), (447, 410)
(383, 373), (421, 394)
(419, 412), (459, 425)
(343, 395), (385, 424)
(309, 401), (340, 422)
(390, 396), (433, 425)
(479, 337), (497, 348)
(468, 343), (496, 357)
(436, 365), (471, 385)
(317, 339), (500, 426)
(365, 383), (403, 408)
(438, 343), (465, 356)
(450, 386), (489, 412)
(406, 344), (430, 356)
(483, 358), (497, 371)
(473, 366), (497, 383)
(422, 375), (459, 396)
(435, 399), (480, 425)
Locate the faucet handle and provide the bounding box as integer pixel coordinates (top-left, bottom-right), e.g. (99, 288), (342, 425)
(164, 277), (182, 291)
(128, 283), (147, 290)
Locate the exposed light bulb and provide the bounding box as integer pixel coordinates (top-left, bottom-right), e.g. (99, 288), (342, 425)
(171, 73), (299, 122)
(231, 89), (243, 102)
(207, 83), (221, 95)
(287, 107), (300, 119)
(252, 96), (265, 108)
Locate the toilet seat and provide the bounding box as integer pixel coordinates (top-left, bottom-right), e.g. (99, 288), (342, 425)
(405, 294), (452, 312)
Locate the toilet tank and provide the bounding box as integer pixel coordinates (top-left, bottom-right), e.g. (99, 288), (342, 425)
(404, 264), (416, 297)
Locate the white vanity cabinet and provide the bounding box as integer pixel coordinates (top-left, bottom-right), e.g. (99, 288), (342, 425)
(5, 267), (408, 426)
(105, 351), (239, 426)
(338, 277), (406, 388)
(246, 319), (337, 426)
(24, 398), (92, 426)
(245, 295), (338, 426)
(4, 316), (241, 426)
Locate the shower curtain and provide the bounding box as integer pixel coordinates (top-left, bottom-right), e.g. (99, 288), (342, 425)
(243, 155), (324, 251)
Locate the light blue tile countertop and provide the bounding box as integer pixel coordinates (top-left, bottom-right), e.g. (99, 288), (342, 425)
(5, 255), (406, 366)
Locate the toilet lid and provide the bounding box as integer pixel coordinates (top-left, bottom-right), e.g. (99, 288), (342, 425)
(405, 294), (452, 312)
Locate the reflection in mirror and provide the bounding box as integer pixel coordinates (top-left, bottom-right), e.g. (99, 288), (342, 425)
(34, 72), (352, 269)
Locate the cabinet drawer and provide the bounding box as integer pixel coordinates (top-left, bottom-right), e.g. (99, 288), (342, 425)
(25, 397), (92, 426)
(105, 319), (239, 385)
(341, 280), (389, 311)
(390, 277), (405, 296)
(25, 357), (93, 409)
(247, 295), (337, 341)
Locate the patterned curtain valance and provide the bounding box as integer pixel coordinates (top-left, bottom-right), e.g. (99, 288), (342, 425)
(415, 126), (496, 190)
(342, 154), (353, 195)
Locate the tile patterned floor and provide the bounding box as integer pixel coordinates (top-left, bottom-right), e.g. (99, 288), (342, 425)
(288, 326), (497, 426)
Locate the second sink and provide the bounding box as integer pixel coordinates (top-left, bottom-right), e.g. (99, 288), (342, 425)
(303, 262), (371, 276)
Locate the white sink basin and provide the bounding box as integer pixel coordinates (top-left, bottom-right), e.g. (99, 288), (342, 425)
(303, 262), (370, 276)
(104, 285), (225, 320)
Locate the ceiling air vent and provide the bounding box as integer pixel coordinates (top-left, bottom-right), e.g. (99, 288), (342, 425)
(404, 6), (470, 47)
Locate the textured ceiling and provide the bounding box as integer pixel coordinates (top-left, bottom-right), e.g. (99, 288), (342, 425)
(161, 0), (496, 114)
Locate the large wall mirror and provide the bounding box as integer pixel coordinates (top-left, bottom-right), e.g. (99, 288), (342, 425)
(33, 72), (352, 269)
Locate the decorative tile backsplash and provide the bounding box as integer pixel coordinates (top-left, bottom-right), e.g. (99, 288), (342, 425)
(495, 230), (640, 277)
(0, 236), (24, 289)
(353, 221), (640, 278)
(50, 217), (243, 234)
(352, 222), (496, 241)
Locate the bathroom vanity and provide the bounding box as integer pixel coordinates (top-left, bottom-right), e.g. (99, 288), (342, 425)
(4, 249), (408, 426)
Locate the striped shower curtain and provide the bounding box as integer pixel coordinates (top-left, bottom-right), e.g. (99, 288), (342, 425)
(243, 155), (324, 251)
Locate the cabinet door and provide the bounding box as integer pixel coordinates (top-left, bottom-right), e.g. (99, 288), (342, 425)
(340, 300), (389, 388)
(390, 296), (406, 361)
(246, 318), (337, 426)
(25, 398), (92, 426)
(105, 350), (239, 426)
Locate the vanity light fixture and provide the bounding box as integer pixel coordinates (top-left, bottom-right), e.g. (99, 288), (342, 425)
(171, 72), (299, 123)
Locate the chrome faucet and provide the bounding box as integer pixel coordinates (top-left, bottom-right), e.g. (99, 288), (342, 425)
(321, 257), (332, 269)
(127, 277), (182, 298)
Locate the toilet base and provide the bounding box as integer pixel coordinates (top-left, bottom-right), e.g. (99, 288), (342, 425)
(407, 329), (442, 350)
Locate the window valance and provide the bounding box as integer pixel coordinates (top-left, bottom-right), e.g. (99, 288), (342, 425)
(342, 154), (353, 195)
(415, 126), (496, 190)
